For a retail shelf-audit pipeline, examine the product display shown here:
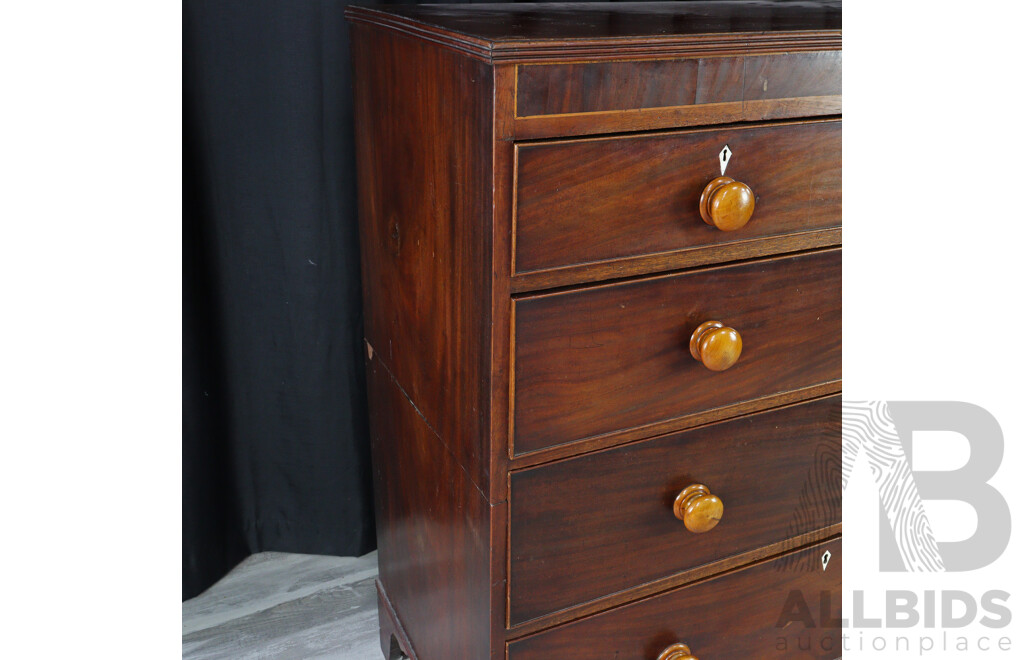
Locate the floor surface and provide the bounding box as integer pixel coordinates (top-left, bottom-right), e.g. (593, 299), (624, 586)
(182, 551), (382, 660)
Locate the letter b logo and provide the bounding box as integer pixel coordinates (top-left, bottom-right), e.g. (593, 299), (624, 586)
(843, 401), (1011, 572)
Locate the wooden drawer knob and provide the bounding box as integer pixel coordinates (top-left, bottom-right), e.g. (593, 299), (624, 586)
(689, 320), (742, 371)
(658, 642), (699, 660)
(699, 175), (755, 231)
(673, 484), (723, 533)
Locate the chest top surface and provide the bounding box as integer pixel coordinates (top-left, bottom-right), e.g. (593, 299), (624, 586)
(346, 1), (841, 61)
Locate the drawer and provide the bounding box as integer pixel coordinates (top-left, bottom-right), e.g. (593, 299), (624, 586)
(508, 396), (840, 625)
(513, 248), (840, 455)
(516, 52), (842, 118)
(514, 119), (840, 285)
(507, 537), (841, 660)
(513, 51), (842, 139)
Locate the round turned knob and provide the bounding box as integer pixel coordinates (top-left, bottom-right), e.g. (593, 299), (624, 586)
(699, 175), (755, 231)
(689, 320), (742, 372)
(673, 484), (724, 533)
(658, 642), (699, 660)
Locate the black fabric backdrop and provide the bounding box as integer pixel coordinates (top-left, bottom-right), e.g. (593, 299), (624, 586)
(183, 0), (376, 599)
(183, 0), (626, 600)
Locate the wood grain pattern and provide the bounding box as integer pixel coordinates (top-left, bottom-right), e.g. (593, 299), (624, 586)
(516, 51), (841, 117)
(515, 119), (841, 277)
(513, 96), (841, 139)
(352, 23), (495, 493)
(352, 23), (498, 659)
(349, 2), (841, 43)
(510, 228), (841, 294)
(513, 248), (841, 455)
(507, 537), (842, 660)
(487, 62), (518, 660)
(506, 523), (841, 639)
(348, 5), (842, 657)
(365, 357), (491, 660)
(509, 396), (840, 625)
(346, 2), (841, 63)
(509, 381), (841, 471)
(378, 579), (416, 660)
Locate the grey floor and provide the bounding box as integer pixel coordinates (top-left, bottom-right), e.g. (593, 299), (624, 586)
(183, 551), (382, 660)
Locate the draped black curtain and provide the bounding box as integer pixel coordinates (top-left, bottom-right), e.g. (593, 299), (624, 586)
(183, 0), (376, 600)
(183, 0), (629, 600)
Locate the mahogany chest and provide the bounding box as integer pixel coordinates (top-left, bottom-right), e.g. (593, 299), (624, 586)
(346, 3), (842, 658)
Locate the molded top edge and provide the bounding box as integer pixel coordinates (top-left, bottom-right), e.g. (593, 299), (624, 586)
(346, 2), (841, 61)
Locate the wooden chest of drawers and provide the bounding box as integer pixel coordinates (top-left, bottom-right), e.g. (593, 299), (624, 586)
(347, 3), (842, 658)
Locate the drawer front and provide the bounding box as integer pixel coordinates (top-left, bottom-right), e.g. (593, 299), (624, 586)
(509, 396), (840, 625)
(514, 119), (840, 277)
(507, 538), (841, 660)
(513, 248), (840, 455)
(516, 52), (841, 118)
(513, 51), (842, 138)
